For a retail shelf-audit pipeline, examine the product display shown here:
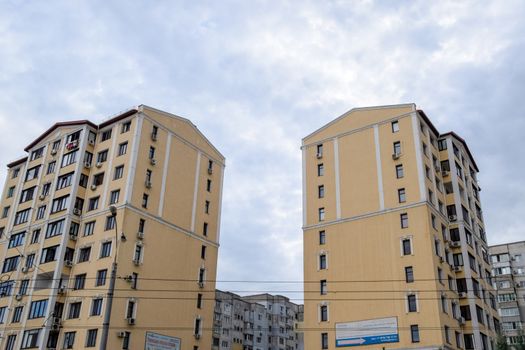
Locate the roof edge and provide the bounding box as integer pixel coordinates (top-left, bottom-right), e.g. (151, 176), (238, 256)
(440, 131), (479, 172)
(24, 120), (97, 152)
(7, 157), (28, 168)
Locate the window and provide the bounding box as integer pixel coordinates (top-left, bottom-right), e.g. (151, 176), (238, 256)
(317, 163), (324, 176)
(51, 195), (70, 213)
(318, 208), (325, 221)
(438, 139), (447, 151)
(79, 173), (88, 188)
(207, 160), (213, 173)
(205, 200), (210, 214)
(405, 266), (414, 283)
(5, 335), (16, 350)
(321, 333), (328, 349)
(21, 329), (41, 348)
(318, 185), (325, 198)
(109, 190), (120, 204)
(100, 241), (112, 258)
(30, 229), (40, 244)
(25, 254), (35, 268)
(393, 141), (401, 156)
(407, 294), (417, 312)
(201, 245), (206, 259)
(118, 142), (128, 156)
(114, 165), (124, 180)
(206, 179), (212, 192)
(28, 299), (48, 319)
(0, 306), (6, 323)
(45, 219), (65, 238)
(41, 182), (50, 196)
(133, 244), (143, 263)
(410, 325), (420, 343)
(441, 295), (448, 313)
(101, 129), (112, 141)
(400, 213), (408, 228)
(320, 280), (327, 295)
(84, 221), (95, 236)
(152, 125), (159, 139)
(36, 205), (46, 220)
(122, 331), (131, 350)
(78, 247), (91, 263)
(149, 146), (156, 160)
(19, 279), (29, 295)
(74, 274), (86, 290)
(61, 150), (78, 167)
(41, 245), (59, 263)
(91, 298), (103, 316)
(396, 164), (404, 178)
(105, 216), (116, 232)
(319, 230), (326, 245)
(0, 227), (3, 238)
(93, 172), (104, 186)
(316, 144), (323, 156)
(126, 299), (136, 318)
(197, 293), (203, 309)
(131, 272), (138, 289)
(2, 206), (9, 218)
(12, 305), (23, 322)
(391, 120), (399, 132)
(121, 121), (131, 133)
(56, 172), (74, 190)
(14, 208), (31, 225)
(398, 188), (406, 203)
(402, 238), (412, 256)
(68, 302), (81, 319)
(320, 305), (328, 321)
(97, 149), (108, 163)
(203, 222), (208, 236)
(88, 197), (99, 211)
(2, 256), (20, 273)
(319, 254), (327, 270)
(30, 147), (44, 161)
(422, 142), (428, 157)
(8, 232), (25, 248)
(142, 193), (149, 208)
(20, 186), (36, 203)
(63, 331), (76, 349)
(86, 329), (98, 347)
(146, 169), (152, 182)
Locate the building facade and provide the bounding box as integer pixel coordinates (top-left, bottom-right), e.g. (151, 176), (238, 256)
(213, 290), (304, 350)
(489, 241), (525, 348)
(302, 104), (498, 350)
(0, 105), (225, 350)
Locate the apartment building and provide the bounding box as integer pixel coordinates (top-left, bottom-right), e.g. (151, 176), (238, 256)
(301, 104), (498, 350)
(489, 241), (525, 348)
(213, 290), (304, 350)
(0, 105), (225, 350)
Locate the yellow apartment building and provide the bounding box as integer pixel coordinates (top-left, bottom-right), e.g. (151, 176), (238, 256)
(302, 104), (498, 350)
(0, 105), (225, 350)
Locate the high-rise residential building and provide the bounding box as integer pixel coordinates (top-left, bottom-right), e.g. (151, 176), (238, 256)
(213, 290), (304, 350)
(489, 241), (525, 348)
(301, 104), (498, 350)
(0, 105), (224, 350)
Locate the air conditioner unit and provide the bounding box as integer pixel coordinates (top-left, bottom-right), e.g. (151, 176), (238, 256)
(435, 166), (441, 173)
(151, 133), (157, 141)
(392, 153), (401, 160)
(150, 158), (156, 165)
(66, 141), (78, 150)
(58, 286), (66, 295)
(64, 260), (73, 267)
(90, 184), (97, 191)
(21, 266), (29, 273)
(137, 231), (144, 240)
(442, 170), (449, 176)
(51, 323), (60, 331)
(73, 208), (81, 216)
(453, 266), (462, 272)
(124, 275), (133, 282)
(458, 292), (467, 298)
(15, 294), (22, 301)
(88, 139), (95, 145)
(458, 317), (466, 325)
(316, 153), (322, 159)
(39, 194), (46, 200)
(450, 241), (461, 248)
(84, 162), (92, 168)
(133, 259), (141, 266)
(439, 256), (445, 263)
(145, 180), (152, 189)
(127, 317), (136, 325)
(448, 215), (457, 221)
(69, 234), (77, 241)
(198, 282), (205, 288)
(194, 334), (201, 340)
(96, 162), (103, 168)
(208, 168), (213, 175)
(51, 149), (57, 156)
(117, 331), (126, 338)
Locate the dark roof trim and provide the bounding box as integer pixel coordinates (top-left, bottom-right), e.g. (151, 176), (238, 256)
(440, 131), (479, 172)
(7, 157), (28, 168)
(24, 120), (97, 152)
(99, 108), (138, 129)
(23, 108), (138, 152)
(416, 110), (440, 137)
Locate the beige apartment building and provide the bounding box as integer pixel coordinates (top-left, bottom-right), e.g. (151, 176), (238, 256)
(302, 104), (498, 350)
(0, 105), (224, 350)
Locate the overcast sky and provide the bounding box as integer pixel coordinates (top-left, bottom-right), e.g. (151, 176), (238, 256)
(1, 0), (524, 300)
